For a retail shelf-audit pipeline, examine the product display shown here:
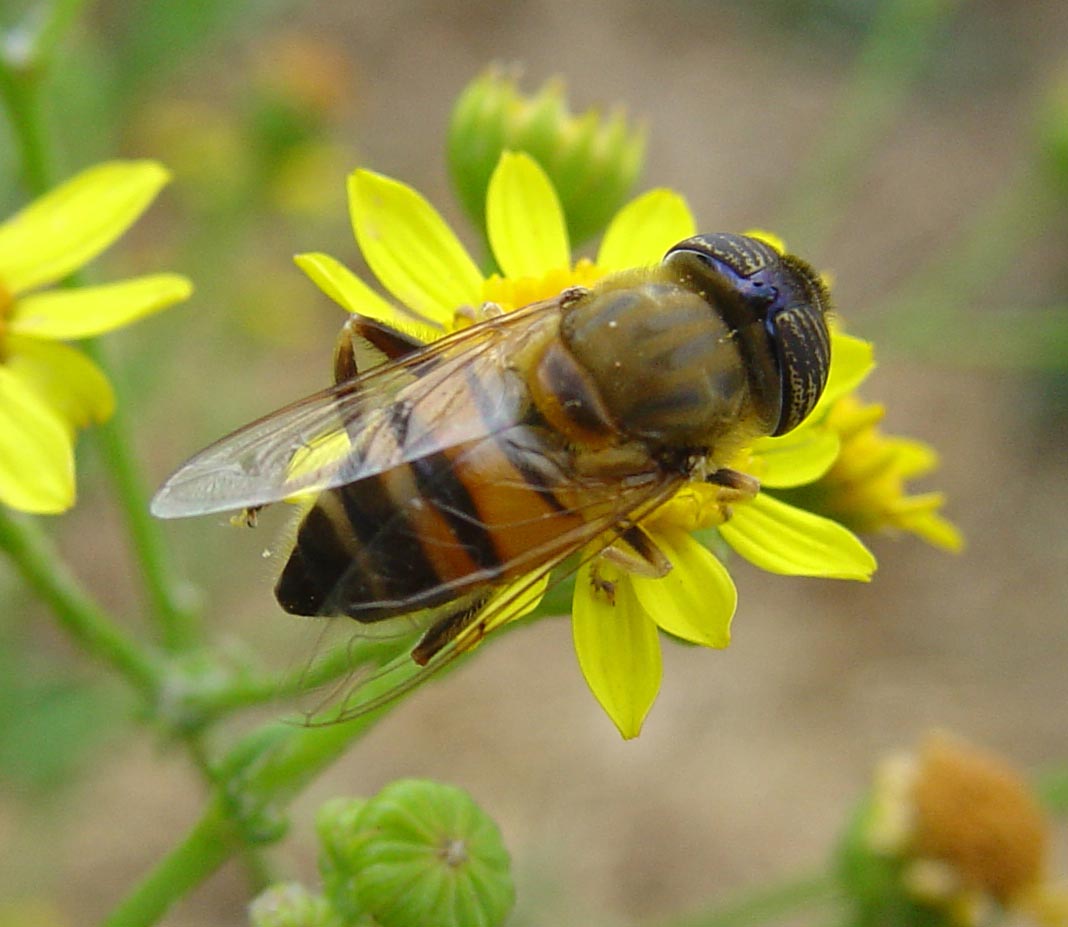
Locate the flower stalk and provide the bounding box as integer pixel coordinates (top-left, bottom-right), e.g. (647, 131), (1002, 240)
(107, 669), (417, 927)
(0, 505), (160, 697)
(82, 336), (203, 649)
(0, 21), (199, 649)
(101, 796), (246, 927)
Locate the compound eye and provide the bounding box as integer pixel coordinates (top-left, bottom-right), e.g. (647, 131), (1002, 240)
(665, 233), (778, 279)
(768, 303), (831, 436)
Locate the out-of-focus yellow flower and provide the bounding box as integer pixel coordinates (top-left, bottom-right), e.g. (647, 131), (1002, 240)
(249, 34), (356, 219)
(852, 734), (1068, 927)
(253, 34), (354, 119)
(299, 151), (876, 738)
(134, 101), (251, 212)
(448, 67), (646, 247)
(0, 161), (192, 513)
(774, 393), (963, 552)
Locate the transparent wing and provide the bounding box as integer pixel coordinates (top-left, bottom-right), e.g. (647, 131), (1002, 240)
(151, 300), (561, 518)
(298, 467), (686, 725)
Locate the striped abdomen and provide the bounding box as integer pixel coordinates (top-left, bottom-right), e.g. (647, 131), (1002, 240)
(274, 422), (594, 620)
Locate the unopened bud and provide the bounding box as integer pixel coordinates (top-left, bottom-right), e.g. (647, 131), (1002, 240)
(449, 67), (645, 246)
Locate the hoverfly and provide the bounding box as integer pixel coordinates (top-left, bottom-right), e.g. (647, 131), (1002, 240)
(152, 233), (831, 714)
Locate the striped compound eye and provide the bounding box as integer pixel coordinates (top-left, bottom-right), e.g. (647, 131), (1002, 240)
(663, 233), (832, 437)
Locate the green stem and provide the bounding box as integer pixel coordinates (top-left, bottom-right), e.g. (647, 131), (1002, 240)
(82, 338), (201, 650)
(0, 46), (54, 193)
(106, 667), (413, 927)
(0, 507), (160, 699)
(2, 5), (274, 903)
(178, 635), (374, 721)
(184, 734), (278, 892)
(1, 0), (88, 66)
(656, 870), (842, 927)
(101, 797), (240, 927)
(0, 23), (201, 652)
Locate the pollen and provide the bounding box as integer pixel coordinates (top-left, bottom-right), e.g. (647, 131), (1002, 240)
(646, 483), (733, 534)
(480, 258), (602, 313)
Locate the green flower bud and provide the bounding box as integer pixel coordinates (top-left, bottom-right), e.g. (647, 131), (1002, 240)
(248, 883), (339, 927)
(325, 779), (514, 927)
(316, 797), (372, 923)
(449, 66), (646, 246)
(1035, 73), (1068, 200)
(316, 796), (370, 866)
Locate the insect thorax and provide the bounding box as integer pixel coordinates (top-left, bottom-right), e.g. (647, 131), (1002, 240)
(558, 278), (762, 449)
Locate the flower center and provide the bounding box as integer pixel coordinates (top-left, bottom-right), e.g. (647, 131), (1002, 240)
(645, 483), (737, 534)
(479, 258), (601, 313)
(910, 738), (1049, 903)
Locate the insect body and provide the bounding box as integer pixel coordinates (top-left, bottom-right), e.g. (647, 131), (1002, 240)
(152, 233), (831, 674)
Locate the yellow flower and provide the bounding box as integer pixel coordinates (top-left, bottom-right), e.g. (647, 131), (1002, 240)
(299, 151), (875, 738)
(858, 734), (1068, 927)
(772, 392), (963, 552)
(0, 161), (192, 514)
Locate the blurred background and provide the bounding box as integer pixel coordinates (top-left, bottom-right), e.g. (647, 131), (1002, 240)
(1, 0), (1067, 924)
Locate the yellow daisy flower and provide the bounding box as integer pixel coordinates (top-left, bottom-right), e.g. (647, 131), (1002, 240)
(775, 393), (964, 552)
(0, 161), (192, 514)
(298, 151), (875, 737)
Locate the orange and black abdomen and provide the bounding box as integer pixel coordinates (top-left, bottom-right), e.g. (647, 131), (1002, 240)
(274, 396), (591, 623)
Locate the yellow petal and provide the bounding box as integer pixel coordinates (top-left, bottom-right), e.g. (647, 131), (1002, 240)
(597, 188), (697, 272)
(285, 429), (353, 484)
(572, 561), (661, 739)
(8, 274), (192, 339)
(294, 252), (443, 345)
(0, 161), (170, 295)
(629, 529), (735, 647)
(486, 151), (570, 278)
(348, 169), (483, 325)
(720, 493), (876, 580)
(3, 336), (114, 432)
(0, 366), (76, 513)
(891, 494), (965, 553)
(813, 332), (874, 414)
(480, 572), (551, 636)
(752, 425), (841, 488)
(887, 437), (940, 480)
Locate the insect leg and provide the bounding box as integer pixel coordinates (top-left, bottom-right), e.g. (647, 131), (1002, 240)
(706, 467), (760, 503)
(334, 315), (427, 382)
(410, 593), (492, 666)
(704, 467), (761, 522)
(601, 523), (672, 578)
